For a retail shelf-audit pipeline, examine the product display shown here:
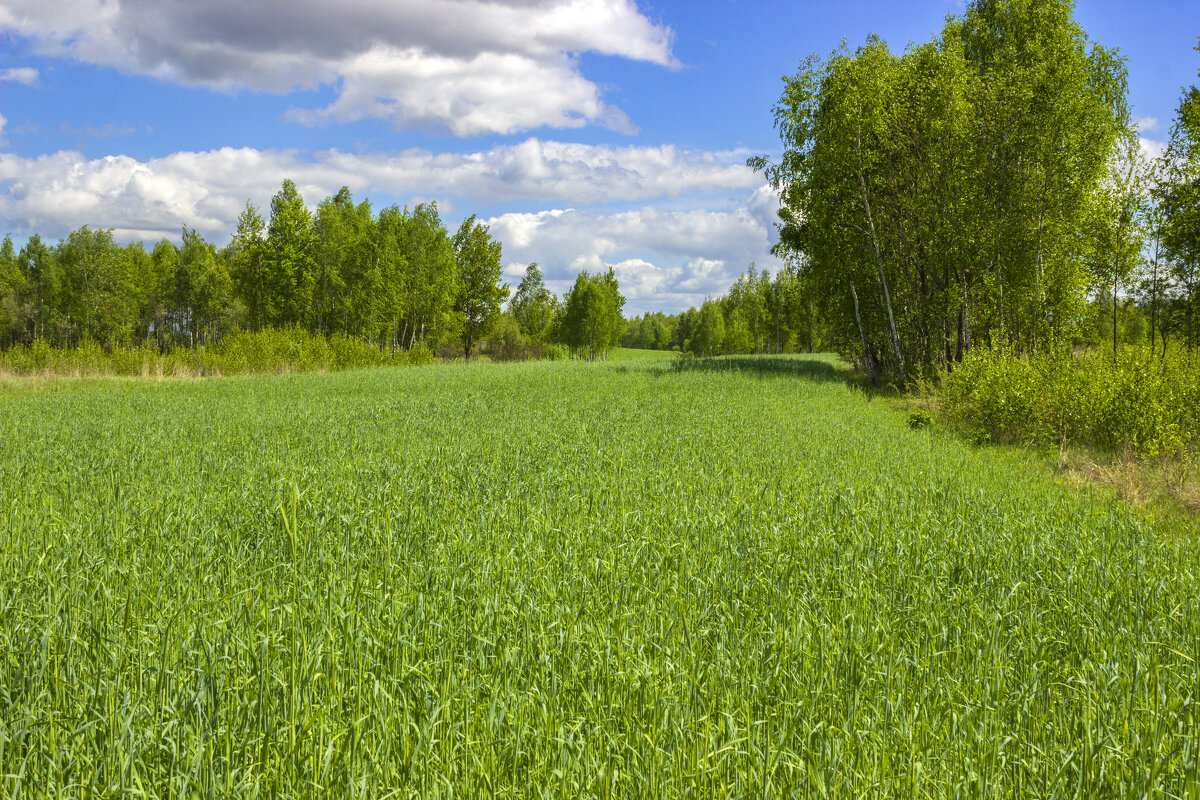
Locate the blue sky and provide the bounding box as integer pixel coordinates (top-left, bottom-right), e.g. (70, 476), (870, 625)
(1, 0), (1197, 313)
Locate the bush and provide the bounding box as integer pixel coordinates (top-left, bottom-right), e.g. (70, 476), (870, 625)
(908, 409), (934, 430)
(940, 347), (1199, 459)
(436, 341), (463, 361)
(405, 341), (435, 366)
(485, 316), (526, 362)
(0, 324), (592, 377)
(0, 327), (427, 377)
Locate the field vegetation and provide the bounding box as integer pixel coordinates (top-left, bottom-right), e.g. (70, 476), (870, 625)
(1, 355), (1197, 797)
(939, 348), (1200, 459)
(0, 327), (435, 378)
(1, 1), (1199, 795)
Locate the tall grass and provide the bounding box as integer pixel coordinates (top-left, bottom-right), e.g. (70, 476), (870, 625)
(0, 327), (434, 378)
(0, 355), (1196, 796)
(940, 347), (1200, 459)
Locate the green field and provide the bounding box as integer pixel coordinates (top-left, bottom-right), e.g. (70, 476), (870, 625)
(1, 355), (1196, 797)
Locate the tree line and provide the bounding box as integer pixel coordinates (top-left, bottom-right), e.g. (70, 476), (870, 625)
(490, 264), (626, 361)
(621, 264), (823, 357)
(740, 0), (1200, 383)
(0, 179), (631, 362)
(0, 181), (513, 359)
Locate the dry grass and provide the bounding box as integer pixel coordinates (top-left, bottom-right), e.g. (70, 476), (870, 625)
(1054, 449), (1200, 518)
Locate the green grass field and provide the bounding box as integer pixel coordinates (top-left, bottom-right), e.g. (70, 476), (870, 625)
(1, 354), (1196, 797)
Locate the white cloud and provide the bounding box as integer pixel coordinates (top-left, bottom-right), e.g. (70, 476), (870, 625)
(0, 66), (39, 85)
(487, 204), (782, 312)
(0, 140), (762, 243)
(0, 113), (6, 146)
(1140, 137), (1166, 162)
(0, 0), (673, 135)
(287, 48), (634, 136)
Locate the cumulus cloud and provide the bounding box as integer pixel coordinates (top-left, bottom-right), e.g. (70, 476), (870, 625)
(0, 66), (39, 85)
(286, 48), (635, 136)
(0, 139), (762, 237)
(487, 203), (782, 312)
(1140, 137), (1167, 162)
(0, 0), (673, 135)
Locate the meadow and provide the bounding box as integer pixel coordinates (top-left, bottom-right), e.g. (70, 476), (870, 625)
(0, 354), (1197, 797)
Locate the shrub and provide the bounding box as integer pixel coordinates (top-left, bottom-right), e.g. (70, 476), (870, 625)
(940, 347), (1199, 459)
(485, 315), (526, 362)
(405, 341), (435, 366)
(908, 409), (934, 430)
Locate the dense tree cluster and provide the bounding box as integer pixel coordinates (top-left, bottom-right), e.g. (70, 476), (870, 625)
(0, 181), (510, 358)
(559, 269), (626, 360)
(6, 4), (1195, 377)
(725, 0), (1200, 385)
(480, 265), (627, 362)
(1151, 43), (1200, 355)
(630, 3), (1200, 374)
(748, 0), (1139, 383)
(621, 265), (824, 357)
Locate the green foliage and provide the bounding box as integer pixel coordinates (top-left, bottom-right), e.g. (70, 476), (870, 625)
(940, 347), (1200, 457)
(510, 262), (556, 345)
(560, 269), (625, 360)
(689, 300), (725, 356)
(0, 327), (434, 377)
(230, 201), (268, 331)
(452, 215), (509, 359)
(54, 226), (137, 346)
(0, 355), (1195, 795)
(622, 265), (825, 358)
(2, 182), (513, 359)
(403, 339), (435, 366)
(264, 179), (317, 328)
(754, 0), (1133, 381)
(393, 203), (460, 350)
(620, 310), (676, 350)
(1154, 40), (1200, 352)
(0, 235), (21, 348)
(908, 409), (935, 430)
(482, 312), (525, 362)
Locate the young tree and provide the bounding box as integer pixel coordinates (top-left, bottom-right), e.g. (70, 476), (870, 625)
(396, 203), (457, 350)
(0, 236), (21, 347)
(230, 202), (268, 331)
(691, 300), (725, 356)
(176, 228), (232, 345)
(1086, 131), (1148, 357)
(313, 187), (358, 335)
(123, 241), (154, 345)
(1157, 39), (1200, 351)
(264, 179), (316, 329)
(333, 197), (379, 340)
(752, 0), (1130, 379)
(452, 215), (508, 360)
(560, 270), (625, 360)
(510, 263), (556, 356)
(55, 226), (134, 346)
